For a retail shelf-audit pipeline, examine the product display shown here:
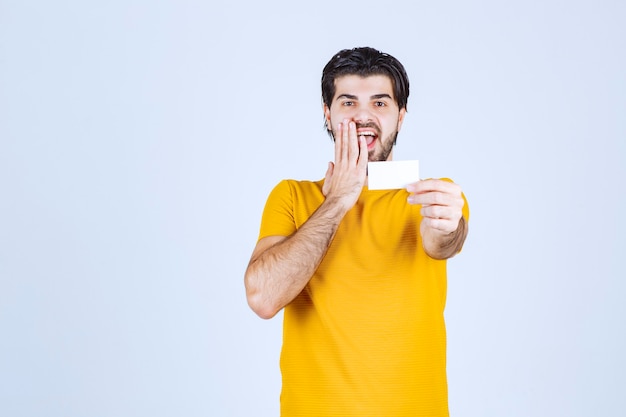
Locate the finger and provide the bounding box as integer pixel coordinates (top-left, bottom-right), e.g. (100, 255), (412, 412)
(406, 179), (460, 195)
(325, 161), (334, 180)
(357, 135), (368, 171)
(408, 191), (462, 207)
(340, 119), (350, 163)
(322, 161), (335, 196)
(334, 122), (343, 164)
(421, 217), (457, 234)
(420, 204), (457, 220)
(348, 120), (359, 164)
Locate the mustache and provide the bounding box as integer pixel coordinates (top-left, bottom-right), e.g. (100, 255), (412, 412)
(355, 122), (380, 133)
(328, 121), (381, 142)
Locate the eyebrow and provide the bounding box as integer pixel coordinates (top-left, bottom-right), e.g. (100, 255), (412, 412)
(336, 94), (358, 101)
(335, 93), (393, 101)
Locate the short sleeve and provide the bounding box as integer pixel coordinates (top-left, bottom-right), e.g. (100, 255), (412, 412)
(258, 180), (297, 241)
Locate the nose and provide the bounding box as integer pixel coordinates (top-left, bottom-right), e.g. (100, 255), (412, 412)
(352, 106), (374, 124)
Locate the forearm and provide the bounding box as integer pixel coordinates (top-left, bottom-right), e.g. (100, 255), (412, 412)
(245, 197), (348, 319)
(422, 216), (468, 260)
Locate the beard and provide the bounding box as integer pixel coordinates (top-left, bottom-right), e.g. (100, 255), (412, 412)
(329, 122), (400, 162)
(368, 130), (399, 162)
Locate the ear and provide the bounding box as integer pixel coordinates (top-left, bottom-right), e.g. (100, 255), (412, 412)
(397, 108), (407, 132)
(323, 103), (331, 131)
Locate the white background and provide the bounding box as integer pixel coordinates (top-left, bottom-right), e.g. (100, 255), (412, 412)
(1, 1), (624, 416)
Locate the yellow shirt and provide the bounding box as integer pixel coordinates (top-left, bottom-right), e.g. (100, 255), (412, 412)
(258, 179), (469, 417)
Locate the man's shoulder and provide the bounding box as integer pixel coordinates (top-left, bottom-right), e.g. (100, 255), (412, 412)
(279, 178), (325, 186)
(272, 178), (324, 194)
(264, 178), (325, 211)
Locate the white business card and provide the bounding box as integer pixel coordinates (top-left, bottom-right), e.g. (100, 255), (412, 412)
(367, 160), (420, 190)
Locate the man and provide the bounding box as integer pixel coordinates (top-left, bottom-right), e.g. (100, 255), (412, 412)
(245, 47), (469, 416)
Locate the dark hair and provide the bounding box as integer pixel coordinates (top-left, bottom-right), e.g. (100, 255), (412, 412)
(321, 47), (410, 111)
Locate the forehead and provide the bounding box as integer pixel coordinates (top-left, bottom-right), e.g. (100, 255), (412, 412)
(333, 74), (395, 99)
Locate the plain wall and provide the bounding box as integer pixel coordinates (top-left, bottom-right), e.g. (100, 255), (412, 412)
(1, 0), (624, 416)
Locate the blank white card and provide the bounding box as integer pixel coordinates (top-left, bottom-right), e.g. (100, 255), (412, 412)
(367, 160), (420, 190)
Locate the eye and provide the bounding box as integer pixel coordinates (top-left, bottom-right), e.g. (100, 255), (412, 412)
(374, 101), (386, 107)
(342, 101), (354, 106)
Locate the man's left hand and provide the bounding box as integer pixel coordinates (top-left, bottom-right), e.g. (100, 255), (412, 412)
(406, 179), (464, 235)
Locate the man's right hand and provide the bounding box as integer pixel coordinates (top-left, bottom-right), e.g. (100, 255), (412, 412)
(322, 119), (368, 212)
(246, 119), (367, 319)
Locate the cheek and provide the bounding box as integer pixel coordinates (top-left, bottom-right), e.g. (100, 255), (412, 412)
(329, 108), (353, 127)
(385, 116), (401, 132)
(327, 113), (341, 130)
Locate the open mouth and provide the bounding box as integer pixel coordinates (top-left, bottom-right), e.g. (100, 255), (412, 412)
(357, 130), (379, 149)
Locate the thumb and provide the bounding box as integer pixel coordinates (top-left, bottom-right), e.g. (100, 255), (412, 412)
(325, 161), (334, 181)
(322, 162), (334, 196)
